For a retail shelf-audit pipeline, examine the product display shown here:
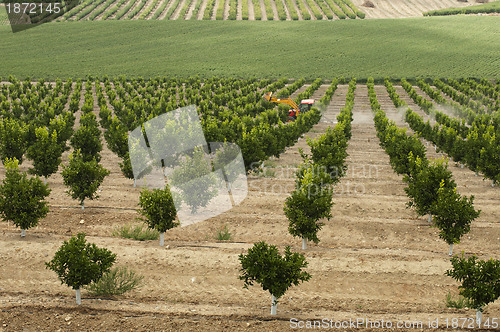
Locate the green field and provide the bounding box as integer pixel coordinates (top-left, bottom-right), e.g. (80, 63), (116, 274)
(424, 0), (500, 16)
(1, 16), (499, 80)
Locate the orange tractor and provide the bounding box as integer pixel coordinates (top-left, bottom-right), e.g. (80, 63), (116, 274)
(262, 92), (314, 122)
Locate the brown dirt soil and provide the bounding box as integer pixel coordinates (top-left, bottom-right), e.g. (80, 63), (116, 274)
(0, 84), (499, 331)
(351, 0), (482, 19)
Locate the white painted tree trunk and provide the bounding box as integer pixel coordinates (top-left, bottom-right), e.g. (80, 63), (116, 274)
(476, 310), (482, 326)
(133, 179), (136, 187)
(76, 288), (81, 305)
(160, 232), (164, 246)
(270, 295), (277, 315)
(475, 171), (478, 177)
(448, 243), (454, 256)
(428, 214), (432, 223)
(44, 177), (47, 185)
(460, 163), (464, 169)
(302, 238), (307, 250)
(492, 179), (495, 187)
(81, 201), (85, 210)
(21, 229), (25, 237)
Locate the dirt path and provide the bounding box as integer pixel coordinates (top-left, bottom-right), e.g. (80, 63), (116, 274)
(0, 83), (498, 331)
(258, 0), (267, 20)
(248, 0), (255, 19)
(158, 0), (176, 19)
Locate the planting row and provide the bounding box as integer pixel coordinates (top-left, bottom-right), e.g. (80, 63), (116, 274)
(39, 0), (365, 21)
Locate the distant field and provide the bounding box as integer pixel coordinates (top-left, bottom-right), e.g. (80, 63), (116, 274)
(424, 0), (500, 16)
(1, 16), (499, 80)
(0, 0), (485, 23)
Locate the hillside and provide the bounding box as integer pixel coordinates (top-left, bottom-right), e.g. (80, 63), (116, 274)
(1, 16), (499, 80)
(0, 0), (487, 22)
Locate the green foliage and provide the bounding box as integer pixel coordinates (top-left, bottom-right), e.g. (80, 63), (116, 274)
(0, 117), (28, 164)
(138, 187), (178, 233)
(215, 224), (232, 241)
(431, 181), (480, 245)
(306, 125), (348, 185)
(61, 150), (110, 208)
(446, 253), (500, 311)
(404, 156), (456, 217)
(239, 241), (311, 300)
(85, 266), (144, 297)
(169, 147), (218, 213)
(112, 223), (160, 241)
(70, 113), (103, 162)
(104, 116), (129, 158)
(48, 112), (75, 151)
(46, 233), (116, 290)
(284, 161), (334, 244)
(0, 158), (51, 233)
(26, 127), (64, 181)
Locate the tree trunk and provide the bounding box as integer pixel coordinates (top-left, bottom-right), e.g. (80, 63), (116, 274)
(270, 294), (277, 315)
(133, 178), (136, 187)
(475, 171), (478, 176)
(81, 200), (85, 210)
(21, 229), (25, 238)
(76, 288), (81, 305)
(428, 214), (432, 223)
(476, 309), (482, 326)
(460, 163), (464, 169)
(448, 243), (454, 256)
(492, 179), (495, 187)
(160, 232), (164, 246)
(302, 238), (307, 250)
(44, 177), (47, 185)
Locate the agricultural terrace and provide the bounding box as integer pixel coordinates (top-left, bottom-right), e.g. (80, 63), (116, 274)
(0, 0), (499, 331)
(0, 0), (488, 21)
(0, 75), (499, 330)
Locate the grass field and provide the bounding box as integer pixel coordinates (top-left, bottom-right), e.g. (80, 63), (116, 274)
(1, 16), (499, 80)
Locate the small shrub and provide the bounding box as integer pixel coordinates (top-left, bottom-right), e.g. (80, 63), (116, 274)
(215, 224), (231, 241)
(86, 266), (144, 297)
(445, 291), (471, 309)
(362, 0), (375, 8)
(112, 223), (159, 241)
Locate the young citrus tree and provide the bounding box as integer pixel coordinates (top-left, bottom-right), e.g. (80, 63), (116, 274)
(26, 127), (64, 184)
(306, 125), (348, 185)
(61, 150), (110, 209)
(70, 113), (103, 163)
(169, 147), (218, 214)
(0, 117), (28, 164)
(284, 161), (333, 249)
(431, 182), (480, 256)
(239, 241), (311, 315)
(46, 233), (116, 305)
(446, 253), (500, 326)
(138, 186), (178, 246)
(0, 158), (51, 237)
(404, 156), (456, 223)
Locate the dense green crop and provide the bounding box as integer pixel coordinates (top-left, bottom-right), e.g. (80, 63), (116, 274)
(1, 17), (499, 80)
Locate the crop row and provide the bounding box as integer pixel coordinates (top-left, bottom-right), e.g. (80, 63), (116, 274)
(395, 79), (499, 186)
(52, 0), (365, 21)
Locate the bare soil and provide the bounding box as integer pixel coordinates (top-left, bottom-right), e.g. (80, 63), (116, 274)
(0, 84), (499, 331)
